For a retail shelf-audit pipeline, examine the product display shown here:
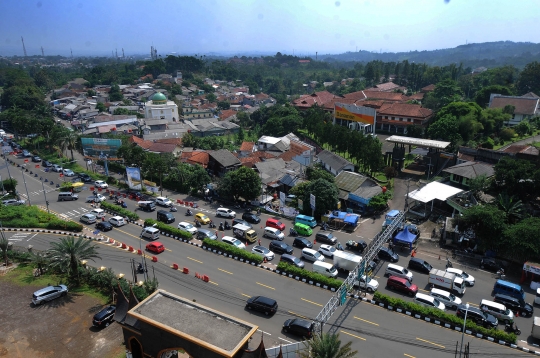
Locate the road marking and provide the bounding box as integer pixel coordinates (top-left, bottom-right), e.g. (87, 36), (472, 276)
(241, 293), (251, 298)
(353, 316), (379, 326)
(256, 282), (275, 290)
(287, 311), (307, 319)
(72, 210), (80, 214)
(218, 268), (233, 275)
(278, 337), (293, 344)
(360, 219), (370, 223)
(27, 233), (38, 241)
(257, 329), (271, 336)
(419, 288), (429, 293)
(466, 302), (479, 307)
(301, 298), (323, 307)
(404, 354), (416, 358)
(209, 281), (218, 286)
(187, 257), (203, 264)
(340, 330), (366, 341)
(165, 247), (173, 252)
(416, 337), (445, 348)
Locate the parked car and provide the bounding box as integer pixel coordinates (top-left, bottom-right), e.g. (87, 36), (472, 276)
(318, 244), (336, 258)
(96, 221), (113, 231)
(78, 173), (93, 182)
(282, 318), (314, 338)
(51, 164), (63, 172)
(378, 247), (399, 262)
(31, 155), (41, 163)
(232, 218), (252, 229)
(178, 222), (198, 235)
(493, 293), (534, 317)
(456, 305), (498, 328)
(155, 196), (173, 207)
(242, 212), (261, 224)
(408, 258), (433, 274)
(386, 276), (418, 296)
(293, 237), (313, 249)
(195, 213), (210, 224)
(480, 257), (506, 272)
(32, 285), (68, 305)
(146, 241), (165, 254)
(269, 240), (294, 255)
(246, 296), (278, 316)
(2, 198), (25, 206)
(22, 150), (31, 157)
(80, 214), (97, 224)
(42, 159), (53, 167)
(94, 180), (108, 189)
(92, 305), (116, 328)
(251, 245), (275, 261)
(62, 169), (75, 177)
(221, 236), (246, 250)
(315, 231), (337, 245)
(86, 194), (106, 203)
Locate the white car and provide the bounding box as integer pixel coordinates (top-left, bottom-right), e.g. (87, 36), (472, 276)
(177, 221), (198, 235)
(221, 236), (246, 250)
(354, 275), (379, 293)
(318, 244), (336, 258)
(446, 268), (475, 286)
(94, 180), (108, 189)
(2, 198), (25, 206)
(429, 288), (462, 309)
(156, 197), (173, 207)
(414, 292), (446, 311)
(52, 164), (63, 172)
(86, 194), (106, 203)
(108, 216), (126, 227)
(301, 248), (324, 262)
(216, 207), (236, 218)
(62, 169), (75, 177)
(251, 245), (275, 261)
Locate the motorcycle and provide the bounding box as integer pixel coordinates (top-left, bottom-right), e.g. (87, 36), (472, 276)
(496, 269), (506, 280)
(195, 220), (201, 228)
(186, 209), (193, 216)
(505, 322), (521, 335)
(137, 263), (147, 274)
(219, 222), (224, 231)
(121, 201), (127, 209)
(336, 242), (344, 251)
(256, 208), (261, 216)
(170, 206), (177, 212)
(224, 221), (231, 230)
(289, 228), (298, 236)
(209, 221), (216, 229)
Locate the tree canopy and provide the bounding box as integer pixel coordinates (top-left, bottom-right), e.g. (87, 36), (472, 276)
(218, 166), (262, 202)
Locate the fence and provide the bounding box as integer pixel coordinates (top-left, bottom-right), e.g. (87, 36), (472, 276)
(266, 341), (305, 358)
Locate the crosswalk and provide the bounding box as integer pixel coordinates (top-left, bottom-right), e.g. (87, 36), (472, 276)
(19, 188), (57, 198)
(57, 206), (90, 219)
(7, 232), (38, 242)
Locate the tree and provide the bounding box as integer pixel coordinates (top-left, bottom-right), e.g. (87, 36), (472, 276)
(96, 102), (106, 113)
(186, 164), (211, 194)
(516, 61), (540, 95)
(302, 179), (339, 218)
(47, 236), (101, 283)
(306, 166), (335, 183)
(479, 108), (510, 135)
(427, 114), (462, 148)
(494, 157), (536, 198)
(299, 332), (357, 358)
(423, 79), (463, 110)
(109, 83), (123, 101)
(515, 120), (532, 137)
(501, 218), (540, 261)
(496, 193), (525, 223)
(474, 85), (513, 107)
(218, 166), (262, 201)
(217, 101), (230, 110)
(206, 93), (217, 103)
(0, 233), (8, 267)
(405, 125), (423, 138)
(468, 175), (489, 196)
(455, 205), (507, 250)
(368, 192), (391, 213)
(56, 131), (79, 160)
(29, 251), (49, 276)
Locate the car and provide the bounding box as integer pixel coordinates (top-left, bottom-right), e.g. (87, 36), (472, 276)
(96, 221), (113, 231)
(216, 207), (236, 218)
(221, 236), (246, 250)
(178, 221), (198, 235)
(195, 213), (211, 224)
(32, 285), (68, 305)
(386, 276), (418, 296)
(282, 318), (314, 338)
(31, 155), (41, 162)
(22, 150), (32, 157)
(232, 218), (252, 229)
(78, 173), (93, 183)
(315, 231), (337, 245)
(51, 164), (63, 172)
(280, 254), (305, 268)
(446, 268), (475, 286)
(456, 305), (498, 328)
(94, 180), (108, 189)
(414, 292), (446, 311)
(408, 258), (433, 274)
(345, 239), (368, 253)
(246, 296), (278, 316)
(251, 246), (275, 261)
(242, 212), (261, 224)
(108, 216), (126, 227)
(155, 196), (173, 207)
(92, 305), (116, 328)
(378, 247), (399, 262)
(86, 194), (106, 203)
(301, 248), (324, 262)
(80, 213), (97, 224)
(42, 159), (53, 167)
(2, 198), (25, 206)
(197, 229), (217, 240)
(429, 288), (462, 309)
(285, 194), (296, 203)
(293, 237), (313, 249)
(269, 240), (294, 255)
(318, 244), (336, 258)
(62, 169), (75, 177)
(480, 257), (505, 272)
(385, 263), (413, 282)
(493, 293), (534, 317)
(146, 241), (165, 254)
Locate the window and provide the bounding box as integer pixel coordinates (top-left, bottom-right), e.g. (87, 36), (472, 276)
(391, 117), (395, 120)
(160, 110), (163, 114)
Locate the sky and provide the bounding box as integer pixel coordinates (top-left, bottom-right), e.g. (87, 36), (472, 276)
(1, 0), (539, 57)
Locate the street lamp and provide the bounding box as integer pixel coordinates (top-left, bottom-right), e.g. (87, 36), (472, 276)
(21, 161), (32, 206)
(459, 303), (470, 358)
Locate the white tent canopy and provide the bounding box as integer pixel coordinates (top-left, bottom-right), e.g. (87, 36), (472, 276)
(406, 182), (463, 203)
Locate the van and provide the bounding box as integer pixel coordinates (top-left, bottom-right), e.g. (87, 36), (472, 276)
(138, 200), (156, 212)
(141, 227), (160, 240)
(313, 261), (337, 278)
(58, 192), (78, 201)
(480, 299), (514, 324)
(385, 263), (413, 282)
(90, 208), (106, 218)
(266, 217), (285, 231)
(294, 223), (313, 236)
(295, 214), (317, 228)
(263, 227), (284, 240)
(493, 280), (526, 301)
(157, 210), (175, 224)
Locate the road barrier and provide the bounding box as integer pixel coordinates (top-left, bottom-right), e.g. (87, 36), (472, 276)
(172, 263), (179, 270)
(151, 256), (158, 262)
(183, 267), (189, 274)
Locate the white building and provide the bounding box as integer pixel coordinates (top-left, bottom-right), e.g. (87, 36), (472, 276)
(144, 92), (179, 122)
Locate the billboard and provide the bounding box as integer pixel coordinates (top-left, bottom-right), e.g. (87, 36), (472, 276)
(81, 138), (122, 158)
(126, 167), (142, 190)
(334, 103), (376, 126)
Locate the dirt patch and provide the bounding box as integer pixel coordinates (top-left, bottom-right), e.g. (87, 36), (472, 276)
(0, 279), (125, 358)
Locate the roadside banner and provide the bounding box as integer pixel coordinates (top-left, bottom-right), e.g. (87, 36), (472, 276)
(126, 167), (142, 190)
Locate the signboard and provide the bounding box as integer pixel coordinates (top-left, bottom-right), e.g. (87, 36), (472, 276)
(310, 194), (316, 210)
(334, 103), (376, 125)
(298, 199), (304, 211)
(279, 191), (286, 205)
(357, 261), (366, 281)
(126, 167), (142, 190)
(81, 138), (122, 158)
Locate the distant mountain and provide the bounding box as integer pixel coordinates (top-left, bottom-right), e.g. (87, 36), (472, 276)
(318, 41), (540, 68)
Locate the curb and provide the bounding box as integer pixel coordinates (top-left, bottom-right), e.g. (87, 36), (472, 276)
(1, 227), (82, 237)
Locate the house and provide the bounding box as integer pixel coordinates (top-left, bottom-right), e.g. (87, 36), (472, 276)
(292, 91), (339, 110)
(442, 162), (495, 187)
(147, 142), (182, 157)
(128, 136), (153, 150)
(377, 103), (434, 134)
(367, 82), (400, 92)
(186, 151), (210, 168)
(420, 84), (436, 93)
(334, 171), (382, 214)
(253, 158), (303, 193)
(277, 139), (316, 166)
(362, 90), (407, 102)
(317, 150), (354, 176)
(207, 149), (241, 177)
(256, 136), (290, 154)
(488, 93), (540, 126)
(219, 109), (237, 121)
(238, 142), (255, 158)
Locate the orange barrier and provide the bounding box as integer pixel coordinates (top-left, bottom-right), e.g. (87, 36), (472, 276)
(121, 243), (127, 249)
(172, 263), (179, 270)
(128, 246), (134, 252)
(177, 199), (183, 204)
(137, 249), (142, 255)
(183, 267), (189, 274)
(202, 275), (209, 282)
(152, 256), (158, 262)
(109, 239), (115, 245)
(189, 202), (194, 207)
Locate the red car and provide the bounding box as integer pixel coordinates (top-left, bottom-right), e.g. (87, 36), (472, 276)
(386, 276), (418, 296)
(146, 242), (165, 254)
(266, 217), (285, 231)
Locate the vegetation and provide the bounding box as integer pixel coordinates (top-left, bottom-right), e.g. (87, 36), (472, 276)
(202, 238), (263, 264)
(47, 236), (101, 283)
(99, 201), (139, 221)
(143, 219), (193, 240)
(276, 262), (342, 289)
(217, 166), (262, 202)
(299, 333), (358, 358)
(0, 205), (83, 232)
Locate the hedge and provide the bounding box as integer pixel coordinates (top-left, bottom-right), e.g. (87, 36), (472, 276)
(100, 201), (139, 221)
(0, 205), (83, 232)
(276, 262), (343, 290)
(202, 238), (263, 264)
(373, 292), (516, 343)
(144, 219), (192, 240)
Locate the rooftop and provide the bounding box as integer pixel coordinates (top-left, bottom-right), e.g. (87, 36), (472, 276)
(385, 135), (450, 150)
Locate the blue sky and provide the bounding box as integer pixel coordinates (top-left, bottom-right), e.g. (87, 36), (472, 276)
(1, 0), (539, 57)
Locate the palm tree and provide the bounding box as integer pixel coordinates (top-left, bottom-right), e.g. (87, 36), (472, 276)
(29, 251), (50, 276)
(496, 193), (525, 223)
(0, 234), (9, 267)
(47, 236), (101, 283)
(299, 332), (357, 358)
(56, 131), (79, 161)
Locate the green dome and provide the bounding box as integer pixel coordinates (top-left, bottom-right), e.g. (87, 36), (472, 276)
(152, 92), (167, 103)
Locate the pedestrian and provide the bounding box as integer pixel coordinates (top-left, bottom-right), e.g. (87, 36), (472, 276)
(258, 238), (261, 246)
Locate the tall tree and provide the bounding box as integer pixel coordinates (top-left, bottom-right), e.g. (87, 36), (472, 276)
(302, 178), (339, 218)
(516, 61), (540, 95)
(454, 205), (507, 250)
(299, 332), (357, 358)
(218, 166), (262, 201)
(47, 236), (101, 283)
(56, 131), (79, 160)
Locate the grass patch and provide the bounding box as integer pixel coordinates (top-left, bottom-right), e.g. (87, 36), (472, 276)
(374, 173), (388, 182)
(0, 205), (83, 231)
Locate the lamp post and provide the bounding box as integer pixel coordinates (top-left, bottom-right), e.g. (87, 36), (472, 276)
(2, 150), (13, 182)
(459, 303), (470, 358)
(40, 176), (50, 213)
(21, 161), (31, 206)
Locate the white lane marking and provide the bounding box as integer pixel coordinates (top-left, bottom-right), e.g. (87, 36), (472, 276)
(360, 218), (370, 223)
(278, 337), (293, 344)
(27, 233), (38, 241)
(72, 210), (80, 214)
(257, 329), (271, 336)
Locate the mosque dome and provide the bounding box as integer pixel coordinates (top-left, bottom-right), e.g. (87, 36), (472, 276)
(151, 92), (167, 103)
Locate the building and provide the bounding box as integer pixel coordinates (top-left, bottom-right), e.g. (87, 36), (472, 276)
(488, 93), (540, 126)
(377, 103), (433, 134)
(317, 150), (354, 176)
(292, 91), (339, 110)
(334, 171), (382, 214)
(144, 92), (179, 122)
(442, 162), (495, 188)
(207, 149), (241, 177)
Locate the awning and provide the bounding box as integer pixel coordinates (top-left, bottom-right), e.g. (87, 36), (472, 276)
(406, 182), (463, 203)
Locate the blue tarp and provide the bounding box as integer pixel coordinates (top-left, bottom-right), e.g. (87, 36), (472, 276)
(393, 225), (418, 250)
(329, 211), (360, 226)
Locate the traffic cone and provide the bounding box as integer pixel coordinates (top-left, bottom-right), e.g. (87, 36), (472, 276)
(314, 239), (317, 245)
(516, 310), (519, 317)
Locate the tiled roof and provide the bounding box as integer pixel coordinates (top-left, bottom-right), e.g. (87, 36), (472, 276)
(362, 90), (407, 102)
(502, 145), (540, 155)
(129, 136), (153, 150)
(147, 142), (178, 153)
(239, 142), (255, 151)
(186, 151), (209, 167)
(278, 140), (312, 162)
(409, 92), (425, 100)
(219, 109), (237, 120)
(342, 91), (367, 101)
(421, 84), (436, 92)
(292, 91), (339, 108)
(521, 92), (540, 98)
(443, 162), (495, 179)
(209, 149), (241, 167)
(489, 96), (539, 115)
(154, 137), (183, 146)
(371, 82), (400, 92)
(378, 103), (433, 118)
(239, 156), (261, 168)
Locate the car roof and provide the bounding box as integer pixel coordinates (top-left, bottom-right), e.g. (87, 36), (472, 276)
(111, 216), (123, 220)
(291, 318), (312, 327)
(253, 296), (277, 305)
(253, 245), (267, 251)
(302, 248), (317, 254)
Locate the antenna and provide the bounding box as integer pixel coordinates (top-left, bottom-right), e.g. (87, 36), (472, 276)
(70, 48), (73, 58)
(41, 46), (44, 56)
(122, 48), (125, 58)
(316, 51), (318, 60)
(21, 36), (27, 57)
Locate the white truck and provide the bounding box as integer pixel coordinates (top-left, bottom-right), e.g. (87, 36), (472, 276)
(333, 251), (362, 272)
(354, 275), (379, 293)
(532, 317), (540, 339)
(232, 224), (257, 243)
(428, 268), (466, 295)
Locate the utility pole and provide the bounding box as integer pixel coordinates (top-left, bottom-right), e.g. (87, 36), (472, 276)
(404, 178), (411, 212)
(21, 37), (27, 57)
(70, 48), (73, 58)
(122, 48), (125, 58)
(41, 46), (44, 56)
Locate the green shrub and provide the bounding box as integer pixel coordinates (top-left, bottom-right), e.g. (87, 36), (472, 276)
(500, 128), (515, 141)
(46, 220), (84, 232)
(276, 262), (342, 289)
(202, 238), (263, 264)
(144, 219), (192, 240)
(0, 205), (82, 232)
(99, 201), (139, 221)
(482, 137), (495, 149)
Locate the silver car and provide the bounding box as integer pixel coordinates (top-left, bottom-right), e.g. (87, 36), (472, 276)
(2, 199), (25, 206)
(251, 245), (275, 261)
(32, 285), (68, 305)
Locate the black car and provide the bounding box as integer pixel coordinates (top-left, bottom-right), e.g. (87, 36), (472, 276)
(345, 239), (367, 253)
(493, 293), (533, 317)
(378, 247), (399, 262)
(92, 305), (116, 328)
(456, 305), (498, 328)
(408, 258), (433, 274)
(78, 173), (93, 183)
(282, 318), (314, 338)
(293, 237), (313, 249)
(42, 159), (53, 167)
(315, 231), (337, 245)
(31, 155), (41, 162)
(246, 296), (278, 316)
(232, 218), (252, 229)
(96, 221), (113, 231)
(242, 212), (261, 224)
(480, 257), (505, 272)
(269, 240), (294, 255)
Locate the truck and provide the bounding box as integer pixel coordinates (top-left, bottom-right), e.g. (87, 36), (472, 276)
(428, 268), (466, 295)
(232, 224), (258, 243)
(354, 275), (379, 293)
(138, 201), (156, 212)
(532, 317), (540, 339)
(333, 251), (362, 272)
